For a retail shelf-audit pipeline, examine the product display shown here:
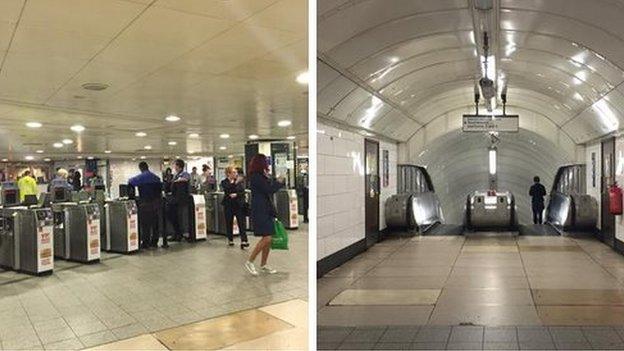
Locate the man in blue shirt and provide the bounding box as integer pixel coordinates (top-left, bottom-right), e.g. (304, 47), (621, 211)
(129, 162), (166, 248)
(170, 159), (191, 241)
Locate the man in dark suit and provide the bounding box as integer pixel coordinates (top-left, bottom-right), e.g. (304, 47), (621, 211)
(529, 176), (547, 224)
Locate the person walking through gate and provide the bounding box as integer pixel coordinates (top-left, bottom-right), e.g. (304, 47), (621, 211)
(244, 154), (285, 276)
(129, 162), (166, 248)
(221, 165), (249, 249)
(529, 176), (547, 224)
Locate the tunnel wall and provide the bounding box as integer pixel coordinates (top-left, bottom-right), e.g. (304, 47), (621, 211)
(317, 122), (398, 260)
(403, 129), (574, 225)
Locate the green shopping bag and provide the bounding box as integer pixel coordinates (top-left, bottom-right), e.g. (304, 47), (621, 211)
(271, 219), (289, 250)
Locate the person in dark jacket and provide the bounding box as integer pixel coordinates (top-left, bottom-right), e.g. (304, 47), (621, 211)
(529, 176), (547, 224)
(244, 154), (285, 276)
(129, 162), (166, 248)
(221, 166), (249, 249)
(170, 159), (191, 241)
(72, 171), (82, 191)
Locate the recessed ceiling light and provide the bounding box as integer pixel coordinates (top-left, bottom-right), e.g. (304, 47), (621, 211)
(87, 156), (94, 160)
(77, 155), (83, 159)
(44, 158), (51, 162)
(219, 133), (230, 139)
(189, 133), (199, 138)
(62, 139), (73, 144)
(81, 82), (109, 91)
(104, 150), (111, 154)
(140, 156), (146, 160)
(228, 154), (233, 158)
(287, 136), (296, 140)
(165, 115), (181, 122)
(1, 159), (7, 162)
(36, 150), (44, 154)
(144, 145), (152, 150)
(296, 71), (309, 85)
(248, 134), (259, 140)
(278, 120), (291, 127)
(53, 142), (63, 148)
(70, 125), (85, 132)
(135, 132), (147, 137)
(25, 155), (34, 161)
(219, 146), (226, 150)
(168, 141), (177, 146)
(26, 122), (42, 128)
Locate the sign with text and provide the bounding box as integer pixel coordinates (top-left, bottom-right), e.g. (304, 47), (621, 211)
(462, 114), (519, 132)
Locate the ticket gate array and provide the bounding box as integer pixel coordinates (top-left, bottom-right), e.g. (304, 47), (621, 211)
(52, 202), (101, 263)
(0, 207), (54, 275)
(104, 199), (139, 253)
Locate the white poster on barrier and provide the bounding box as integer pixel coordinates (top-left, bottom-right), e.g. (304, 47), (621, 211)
(37, 225), (54, 272)
(87, 219), (101, 261)
(127, 213), (139, 251)
(193, 195), (207, 239)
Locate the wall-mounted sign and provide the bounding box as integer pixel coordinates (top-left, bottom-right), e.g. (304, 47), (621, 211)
(382, 150), (389, 188)
(462, 114), (519, 132)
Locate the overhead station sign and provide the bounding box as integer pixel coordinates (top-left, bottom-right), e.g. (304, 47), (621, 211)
(462, 114), (519, 132)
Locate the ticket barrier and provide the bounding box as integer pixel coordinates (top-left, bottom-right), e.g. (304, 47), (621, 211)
(189, 194), (207, 241)
(274, 189), (299, 229)
(52, 188), (101, 263)
(0, 207), (54, 275)
(103, 199), (139, 253)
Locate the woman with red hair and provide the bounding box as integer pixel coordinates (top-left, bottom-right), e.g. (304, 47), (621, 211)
(244, 154), (285, 276)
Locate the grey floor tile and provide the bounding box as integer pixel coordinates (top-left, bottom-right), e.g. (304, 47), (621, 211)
(554, 341), (591, 350)
(484, 327), (517, 343)
(36, 327), (77, 345)
(318, 327), (355, 343)
(379, 326), (420, 343)
(411, 342), (446, 350)
(68, 320), (108, 337)
(582, 326), (623, 346)
(43, 337), (83, 350)
(78, 330), (118, 348)
(519, 341), (556, 350)
(338, 342), (376, 350)
(344, 326), (387, 343)
(446, 342), (483, 350)
(484, 342), (519, 350)
(517, 327), (553, 343)
(414, 326), (452, 343)
(2, 337), (43, 350)
(449, 326), (484, 343)
(374, 342), (414, 350)
(549, 327), (587, 343)
(318, 342), (341, 350)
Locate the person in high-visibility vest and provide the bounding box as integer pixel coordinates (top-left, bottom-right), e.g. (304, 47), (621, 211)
(17, 170), (38, 203)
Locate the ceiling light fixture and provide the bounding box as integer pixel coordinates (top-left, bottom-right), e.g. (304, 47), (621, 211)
(104, 150), (111, 154)
(53, 142), (64, 148)
(296, 71), (309, 85)
(1, 159), (7, 162)
(219, 133), (230, 139)
(219, 146), (226, 150)
(140, 156), (146, 160)
(278, 120), (292, 127)
(189, 133), (199, 138)
(25, 155), (34, 161)
(287, 136), (296, 140)
(70, 125), (85, 132)
(44, 158), (51, 162)
(26, 122), (42, 128)
(135, 132), (147, 137)
(77, 155), (83, 159)
(248, 134), (259, 140)
(165, 115), (181, 122)
(36, 150), (44, 154)
(144, 145), (152, 150)
(62, 139), (73, 144)
(87, 156), (94, 160)
(168, 141), (177, 146)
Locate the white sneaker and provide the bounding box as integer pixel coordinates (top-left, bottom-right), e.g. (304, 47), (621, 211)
(260, 266), (277, 274)
(244, 261), (259, 276)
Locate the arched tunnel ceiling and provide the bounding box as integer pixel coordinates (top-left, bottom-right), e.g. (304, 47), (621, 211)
(317, 0), (624, 145)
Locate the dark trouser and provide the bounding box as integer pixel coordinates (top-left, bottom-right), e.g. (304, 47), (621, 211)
(225, 205), (248, 243)
(170, 204), (189, 239)
(532, 204), (544, 224)
(138, 199), (164, 247)
(303, 191), (309, 222)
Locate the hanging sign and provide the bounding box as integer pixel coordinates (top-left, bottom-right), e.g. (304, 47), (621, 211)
(462, 114), (519, 132)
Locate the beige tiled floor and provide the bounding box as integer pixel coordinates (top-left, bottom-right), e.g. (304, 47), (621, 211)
(87, 299), (308, 350)
(318, 232), (624, 327)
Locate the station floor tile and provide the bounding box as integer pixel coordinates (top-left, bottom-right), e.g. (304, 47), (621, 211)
(329, 289), (441, 306)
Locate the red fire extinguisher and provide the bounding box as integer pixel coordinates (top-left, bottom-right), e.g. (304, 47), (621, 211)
(609, 183), (623, 215)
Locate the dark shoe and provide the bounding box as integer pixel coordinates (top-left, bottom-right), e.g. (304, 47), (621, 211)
(241, 242), (250, 249)
(171, 236), (181, 242)
(162, 243), (169, 249)
(228, 241), (234, 247)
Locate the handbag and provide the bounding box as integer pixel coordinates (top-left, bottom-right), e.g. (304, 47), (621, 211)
(271, 219), (288, 250)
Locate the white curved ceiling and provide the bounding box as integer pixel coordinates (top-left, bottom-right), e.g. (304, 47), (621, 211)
(0, 0), (307, 161)
(317, 0), (624, 145)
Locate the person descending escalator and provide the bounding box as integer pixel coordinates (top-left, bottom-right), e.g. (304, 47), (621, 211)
(529, 176), (547, 225)
(129, 162), (166, 249)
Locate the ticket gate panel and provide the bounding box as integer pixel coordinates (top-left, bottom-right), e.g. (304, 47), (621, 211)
(53, 203), (100, 263)
(0, 208), (53, 274)
(190, 195), (207, 240)
(274, 189), (299, 229)
(204, 193), (217, 233)
(104, 200), (139, 253)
